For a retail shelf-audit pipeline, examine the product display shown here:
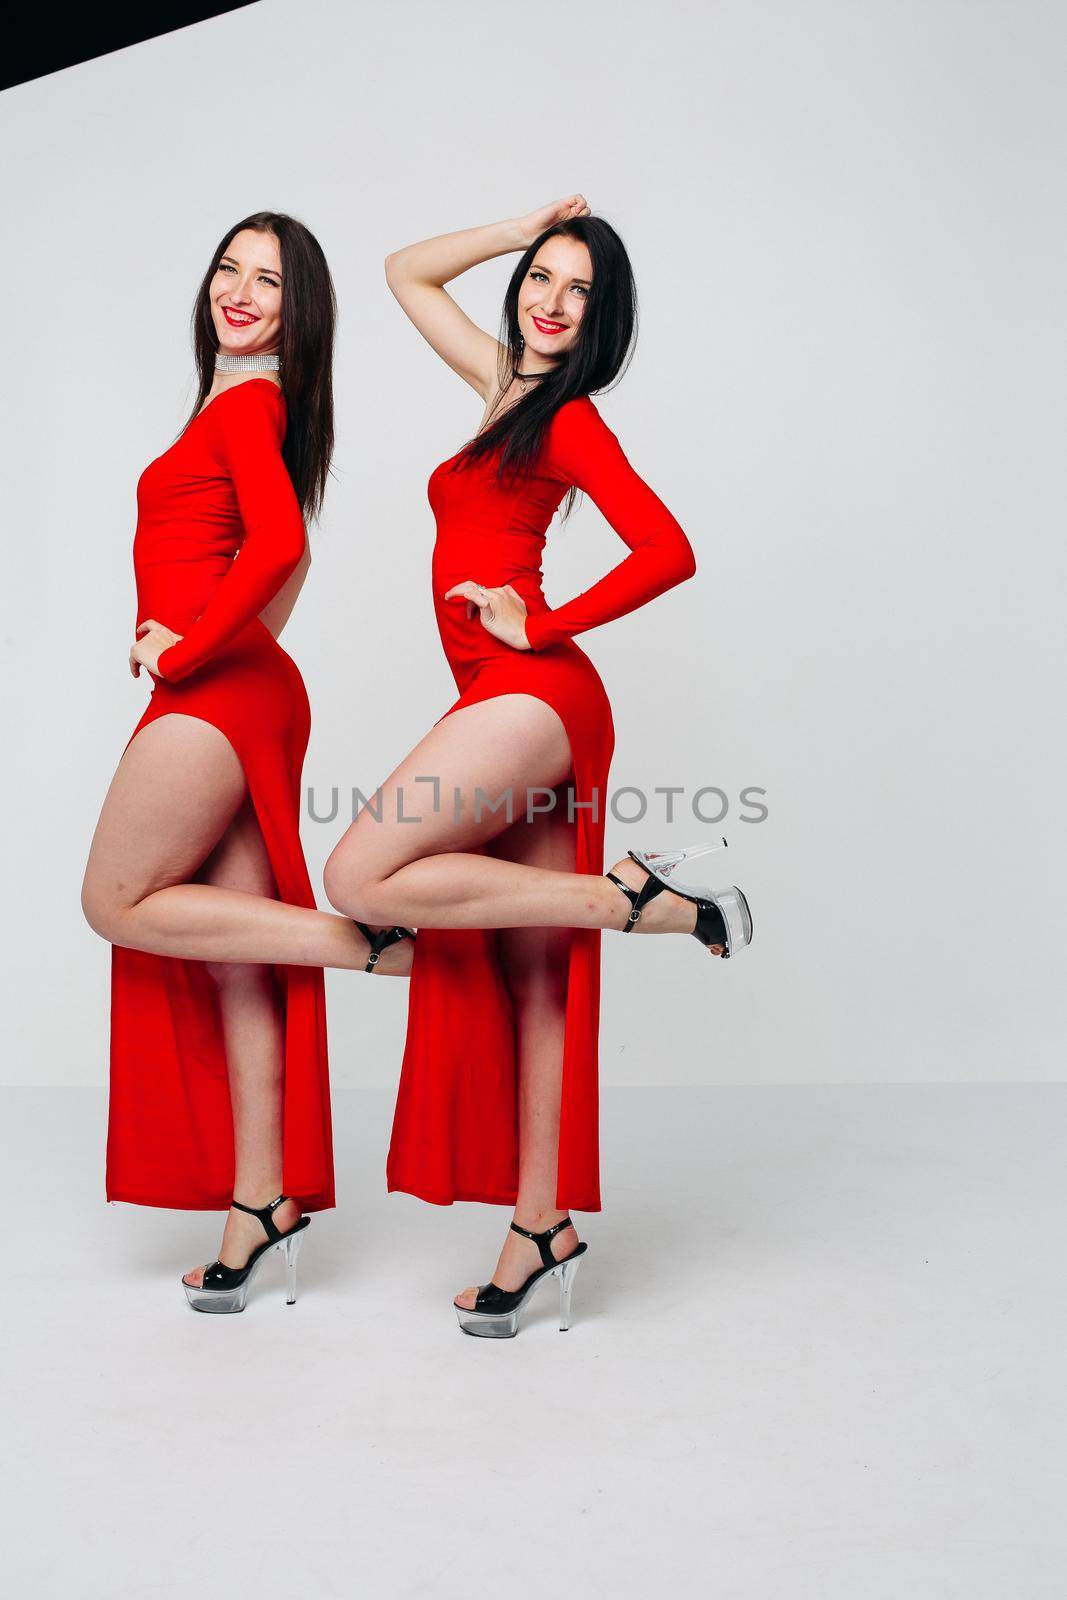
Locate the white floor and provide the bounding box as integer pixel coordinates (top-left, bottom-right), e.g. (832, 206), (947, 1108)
(2, 1085), (1064, 1598)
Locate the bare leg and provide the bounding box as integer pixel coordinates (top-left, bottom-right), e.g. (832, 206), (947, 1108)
(453, 788), (580, 1309)
(323, 695), (718, 949)
(181, 796), (298, 1286)
(78, 714), (380, 1274)
(82, 714), (412, 976)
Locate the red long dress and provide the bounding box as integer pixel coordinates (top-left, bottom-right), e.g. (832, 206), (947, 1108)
(106, 378), (334, 1213)
(387, 396), (696, 1213)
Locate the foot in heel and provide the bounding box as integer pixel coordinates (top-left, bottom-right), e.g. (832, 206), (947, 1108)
(182, 1196), (301, 1288)
(606, 842), (753, 958)
(606, 853), (717, 943)
(182, 1194), (309, 1313)
(454, 1214), (588, 1338)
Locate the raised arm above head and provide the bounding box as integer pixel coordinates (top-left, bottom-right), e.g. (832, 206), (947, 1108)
(384, 197), (591, 400)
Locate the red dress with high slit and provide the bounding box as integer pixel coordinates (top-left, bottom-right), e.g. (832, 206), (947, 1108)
(386, 396), (696, 1213)
(106, 378), (334, 1213)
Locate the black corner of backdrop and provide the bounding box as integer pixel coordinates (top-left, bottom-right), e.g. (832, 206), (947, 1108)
(3, 3), (260, 91)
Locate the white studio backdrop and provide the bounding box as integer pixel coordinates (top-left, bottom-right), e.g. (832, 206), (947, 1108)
(1, 0), (1063, 1089)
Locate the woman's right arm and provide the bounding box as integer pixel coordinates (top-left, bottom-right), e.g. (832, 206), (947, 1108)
(384, 197), (589, 399)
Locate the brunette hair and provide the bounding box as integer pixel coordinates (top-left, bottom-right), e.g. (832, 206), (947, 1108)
(455, 215), (638, 486)
(189, 211), (336, 520)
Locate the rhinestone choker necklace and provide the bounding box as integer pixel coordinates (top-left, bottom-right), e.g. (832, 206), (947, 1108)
(215, 351), (281, 372)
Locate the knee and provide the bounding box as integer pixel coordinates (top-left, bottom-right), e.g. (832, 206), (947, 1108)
(323, 851), (382, 922)
(80, 875), (124, 944)
(321, 851), (357, 916)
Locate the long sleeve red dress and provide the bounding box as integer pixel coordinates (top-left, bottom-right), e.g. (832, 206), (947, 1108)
(107, 378), (334, 1212)
(387, 396), (696, 1213)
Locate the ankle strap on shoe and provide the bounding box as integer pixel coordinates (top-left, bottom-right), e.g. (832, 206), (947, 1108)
(605, 869), (666, 932)
(354, 921), (416, 972)
(510, 1216), (574, 1269)
(232, 1195), (289, 1244)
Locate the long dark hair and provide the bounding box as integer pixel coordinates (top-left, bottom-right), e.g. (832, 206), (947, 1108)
(455, 216), (638, 491)
(188, 211), (336, 521)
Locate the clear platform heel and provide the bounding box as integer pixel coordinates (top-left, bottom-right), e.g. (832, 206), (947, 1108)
(454, 1217), (588, 1339)
(182, 1195), (310, 1314)
(607, 838), (754, 958)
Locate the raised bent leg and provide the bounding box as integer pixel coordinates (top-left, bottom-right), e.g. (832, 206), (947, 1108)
(322, 694), (699, 939)
(81, 713), (411, 975)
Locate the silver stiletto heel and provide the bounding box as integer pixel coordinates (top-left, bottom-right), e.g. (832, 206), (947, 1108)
(182, 1195), (311, 1314)
(454, 1217), (589, 1339)
(607, 838), (754, 958)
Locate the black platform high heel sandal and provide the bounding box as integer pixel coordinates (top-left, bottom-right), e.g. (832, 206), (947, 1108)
(454, 1217), (588, 1339)
(606, 840), (754, 958)
(182, 1196), (311, 1314)
(353, 921), (416, 972)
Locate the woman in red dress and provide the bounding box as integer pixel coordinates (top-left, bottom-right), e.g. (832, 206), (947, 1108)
(323, 196), (753, 1337)
(81, 212), (413, 1314)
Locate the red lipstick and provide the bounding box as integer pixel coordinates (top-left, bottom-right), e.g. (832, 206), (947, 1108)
(222, 306), (260, 328)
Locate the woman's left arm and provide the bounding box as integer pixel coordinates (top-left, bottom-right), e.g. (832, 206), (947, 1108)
(153, 383), (306, 681)
(258, 533), (311, 639)
(523, 398), (697, 651)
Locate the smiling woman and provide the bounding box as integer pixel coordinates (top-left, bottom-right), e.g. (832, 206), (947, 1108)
(80, 212), (405, 1316)
(323, 198), (751, 1340)
(216, 241), (282, 335)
